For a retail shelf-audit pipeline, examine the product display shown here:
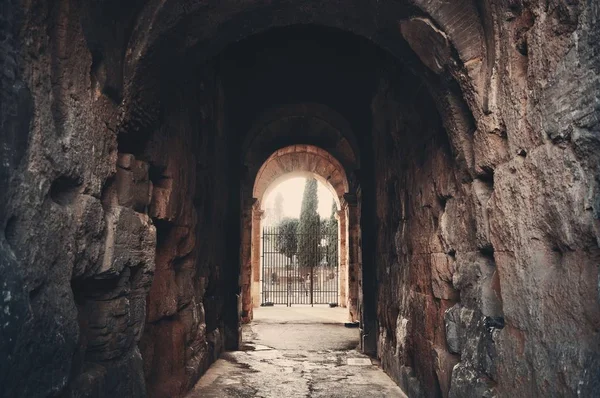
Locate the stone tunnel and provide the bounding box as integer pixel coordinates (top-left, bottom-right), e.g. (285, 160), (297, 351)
(0, 0), (599, 397)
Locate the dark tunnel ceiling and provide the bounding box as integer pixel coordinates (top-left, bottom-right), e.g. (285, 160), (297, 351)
(217, 24), (418, 140)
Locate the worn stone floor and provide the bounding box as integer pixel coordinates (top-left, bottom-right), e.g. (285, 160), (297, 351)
(188, 306), (407, 397)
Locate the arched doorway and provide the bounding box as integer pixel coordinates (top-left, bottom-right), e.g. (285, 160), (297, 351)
(257, 174), (341, 307)
(242, 145), (361, 325)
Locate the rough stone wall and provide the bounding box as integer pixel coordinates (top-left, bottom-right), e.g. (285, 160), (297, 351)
(483, 1), (600, 396)
(372, 1), (600, 397)
(0, 1), (138, 396)
(371, 69), (466, 397)
(138, 68), (233, 398)
(1, 1), (598, 398)
(0, 1), (234, 396)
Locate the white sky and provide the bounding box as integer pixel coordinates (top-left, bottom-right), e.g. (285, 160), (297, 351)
(263, 177), (336, 219)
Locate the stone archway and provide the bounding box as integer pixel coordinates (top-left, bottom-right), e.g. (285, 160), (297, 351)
(240, 145), (360, 325)
(254, 145), (349, 203)
(5, 3), (600, 397)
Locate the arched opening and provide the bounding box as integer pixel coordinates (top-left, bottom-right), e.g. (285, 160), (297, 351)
(257, 175), (342, 310)
(243, 145), (360, 326)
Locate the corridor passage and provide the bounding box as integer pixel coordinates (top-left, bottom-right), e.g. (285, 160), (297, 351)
(188, 306), (407, 397)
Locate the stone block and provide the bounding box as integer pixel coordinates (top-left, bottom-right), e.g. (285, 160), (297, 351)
(129, 291), (148, 342)
(473, 130), (508, 178)
(431, 253), (459, 300)
(117, 153), (135, 170)
(408, 254), (432, 296)
(445, 302), (502, 381)
(146, 268), (178, 323)
(73, 194), (106, 279)
(449, 363), (496, 398)
(174, 226), (195, 258)
(444, 304), (463, 355)
(394, 316), (409, 354)
(398, 365), (425, 398)
(150, 183), (175, 221)
(452, 252), (502, 318)
(133, 179), (152, 210)
(84, 297), (135, 361)
(116, 167), (135, 207)
(471, 179), (493, 251)
(439, 195), (477, 253)
(70, 348), (146, 398)
(115, 157), (152, 211)
(98, 206), (156, 279)
(433, 348), (460, 398)
(175, 266), (196, 310)
(132, 160), (149, 181)
(431, 150), (457, 201)
(400, 18), (451, 74)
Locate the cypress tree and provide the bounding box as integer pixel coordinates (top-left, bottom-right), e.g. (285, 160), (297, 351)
(275, 218), (298, 260)
(297, 178), (320, 270)
(329, 200), (337, 224)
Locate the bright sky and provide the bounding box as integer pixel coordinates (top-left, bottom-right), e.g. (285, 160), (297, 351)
(263, 177), (336, 219)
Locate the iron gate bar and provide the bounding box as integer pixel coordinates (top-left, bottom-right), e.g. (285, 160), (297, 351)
(261, 222), (339, 306)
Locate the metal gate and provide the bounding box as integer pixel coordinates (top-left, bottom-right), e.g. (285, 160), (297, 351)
(261, 222), (338, 306)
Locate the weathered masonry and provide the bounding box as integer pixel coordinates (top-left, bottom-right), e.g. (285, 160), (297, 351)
(1, 1), (599, 398)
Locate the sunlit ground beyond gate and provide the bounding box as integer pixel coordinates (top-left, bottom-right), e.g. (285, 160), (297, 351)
(248, 305), (356, 350)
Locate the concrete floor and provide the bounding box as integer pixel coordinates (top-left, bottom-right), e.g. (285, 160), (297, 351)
(188, 305), (407, 397)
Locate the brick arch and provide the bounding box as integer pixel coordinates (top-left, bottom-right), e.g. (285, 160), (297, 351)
(243, 145), (359, 326)
(253, 145), (349, 206)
